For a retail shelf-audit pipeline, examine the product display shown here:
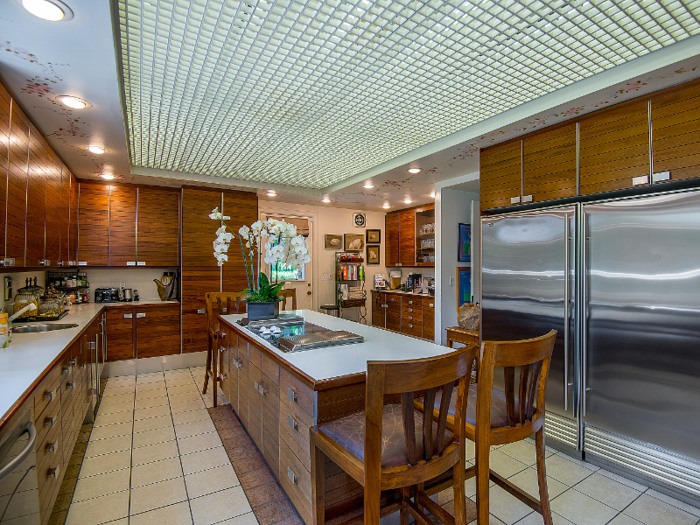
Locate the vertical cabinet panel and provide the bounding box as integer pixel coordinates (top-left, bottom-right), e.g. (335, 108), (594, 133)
(385, 294), (401, 332)
(77, 183), (110, 266)
(136, 304), (181, 358)
(58, 165), (70, 265)
(371, 291), (384, 327)
(106, 308), (135, 361)
(44, 152), (62, 266)
(651, 78), (700, 182)
(579, 98), (650, 195)
(480, 140), (522, 210)
(523, 123), (577, 203)
(422, 296), (435, 341)
(108, 185), (137, 266)
(398, 208), (415, 267)
(7, 101), (30, 265)
(25, 128), (47, 267)
(0, 84), (9, 263)
(68, 174), (78, 264)
(385, 211), (399, 266)
(137, 187), (179, 267)
(222, 190), (258, 293)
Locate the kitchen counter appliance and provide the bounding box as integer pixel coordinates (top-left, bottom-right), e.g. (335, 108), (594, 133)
(94, 288), (119, 303)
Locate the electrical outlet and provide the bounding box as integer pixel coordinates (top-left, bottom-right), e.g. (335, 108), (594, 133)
(449, 276), (454, 286)
(4, 276), (12, 301)
(321, 274), (333, 281)
(120, 282), (126, 289)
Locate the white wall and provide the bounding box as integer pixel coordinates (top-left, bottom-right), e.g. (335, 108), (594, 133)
(258, 201), (387, 322)
(87, 268), (179, 301)
(0, 271), (46, 307)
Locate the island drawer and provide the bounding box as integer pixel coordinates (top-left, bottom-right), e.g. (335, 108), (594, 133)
(279, 394), (313, 472)
(36, 400), (61, 448)
(280, 369), (314, 420)
(34, 366), (61, 422)
(279, 440), (312, 524)
(35, 412), (62, 467)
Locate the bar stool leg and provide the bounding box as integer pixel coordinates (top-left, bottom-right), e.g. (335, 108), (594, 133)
(475, 432), (490, 524)
(536, 427), (554, 525)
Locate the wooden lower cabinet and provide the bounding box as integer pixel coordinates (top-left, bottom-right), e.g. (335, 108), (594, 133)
(371, 291), (435, 340)
(106, 303), (181, 361)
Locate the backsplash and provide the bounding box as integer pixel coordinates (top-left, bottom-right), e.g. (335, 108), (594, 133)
(86, 268), (179, 302)
(0, 271), (46, 307)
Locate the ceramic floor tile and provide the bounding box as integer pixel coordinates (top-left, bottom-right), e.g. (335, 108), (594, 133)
(136, 372), (165, 382)
(130, 501), (193, 525)
(98, 392), (134, 405)
(170, 398), (207, 413)
(107, 375), (136, 384)
(181, 446), (230, 475)
(135, 389), (168, 401)
(72, 468), (130, 502)
(542, 454), (596, 487)
(499, 440), (554, 467)
(467, 514), (505, 524)
(574, 473), (642, 511)
(550, 489), (618, 525)
(506, 467), (568, 500)
(65, 489), (129, 525)
(133, 414), (173, 434)
(169, 390), (204, 403)
(178, 430), (223, 455)
(215, 512), (259, 525)
(190, 486), (251, 525)
(596, 469), (648, 492)
(132, 425), (177, 448)
(484, 483), (534, 525)
(175, 418), (217, 438)
(488, 450), (530, 478)
(84, 434), (132, 458)
(134, 404), (171, 421)
(624, 494), (698, 525)
(185, 464), (240, 499)
(97, 399), (135, 416)
(132, 439), (180, 466)
(172, 409), (211, 426)
(554, 453), (599, 473)
(645, 489), (700, 517)
(131, 456), (184, 488)
(607, 515), (645, 525)
(101, 387), (135, 399)
(93, 410), (133, 428)
(79, 450), (131, 478)
(168, 383), (201, 394)
(166, 376), (198, 387)
(130, 477), (189, 515)
(135, 394), (170, 410)
(89, 421), (133, 441)
(516, 512), (576, 525)
(136, 380), (167, 391)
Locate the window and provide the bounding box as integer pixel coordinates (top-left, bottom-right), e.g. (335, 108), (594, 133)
(270, 261), (305, 282)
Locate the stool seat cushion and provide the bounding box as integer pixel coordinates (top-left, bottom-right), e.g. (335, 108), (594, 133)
(319, 403), (453, 468)
(435, 384), (519, 429)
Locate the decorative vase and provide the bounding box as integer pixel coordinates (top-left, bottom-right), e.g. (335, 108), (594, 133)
(246, 300), (281, 320)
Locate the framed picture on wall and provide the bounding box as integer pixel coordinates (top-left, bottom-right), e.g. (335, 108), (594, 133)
(458, 223), (471, 262)
(457, 267), (471, 307)
(366, 229), (381, 244)
(324, 234), (343, 249)
(366, 245), (380, 265)
(344, 233), (364, 252)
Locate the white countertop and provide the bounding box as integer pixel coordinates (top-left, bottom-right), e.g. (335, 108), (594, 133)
(0, 299), (180, 422)
(222, 310), (450, 385)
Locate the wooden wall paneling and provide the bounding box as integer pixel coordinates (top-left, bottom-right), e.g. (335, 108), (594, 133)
(651, 78), (700, 182)
(181, 187), (222, 353)
(136, 304), (181, 358)
(398, 209), (415, 266)
(523, 123), (578, 203)
(137, 186), (179, 267)
(108, 184), (137, 266)
(77, 182), (110, 266)
(385, 211), (399, 266)
(480, 139), (522, 211)
(7, 100), (30, 266)
(69, 174), (78, 264)
(25, 127), (47, 267)
(0, 83), (10, 262)
(579, 98), (650, 196)
(44, 151), (62, 266)
(106, 308), (135, 361)
(222, 190), (258, 293)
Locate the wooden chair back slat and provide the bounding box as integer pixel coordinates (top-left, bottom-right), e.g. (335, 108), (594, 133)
(436, 381), (454, 456)
(504, 367), (516, 427)
(206, 291), (249, 333)
(422, 388), (437, 461)
(401, 392), (418, 466)
(280, 289), (297, 311)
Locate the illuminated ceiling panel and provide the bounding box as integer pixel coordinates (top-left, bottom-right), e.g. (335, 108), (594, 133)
(118, 0), (700, 189)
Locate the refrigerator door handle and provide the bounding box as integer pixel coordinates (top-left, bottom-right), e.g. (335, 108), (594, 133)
(582, 212), (588, 417)
(564, 213), (570, 413)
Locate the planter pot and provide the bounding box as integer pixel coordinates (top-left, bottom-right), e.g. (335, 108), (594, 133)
(246, 300), (281, 320)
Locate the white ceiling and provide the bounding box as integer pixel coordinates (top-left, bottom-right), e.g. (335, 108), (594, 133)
(1, 0), (700, 212)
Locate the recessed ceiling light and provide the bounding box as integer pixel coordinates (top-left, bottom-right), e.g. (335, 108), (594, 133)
(408, 168), (421, 174)
(57, 95), (89, 109)
(322, 196), (331, 203)
(382, 203), (391, 209)
(266, 190), (277, 197)
(100, 174), (114, 180)
(403, 198), (412, 204)
(363, 181), (374, 189)
(429, 192), (435, 198)
(22, 0), (73, 21)
(88, 145), (104, 154)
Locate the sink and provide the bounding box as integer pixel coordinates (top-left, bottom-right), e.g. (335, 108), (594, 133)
(12, 323), (79, 334)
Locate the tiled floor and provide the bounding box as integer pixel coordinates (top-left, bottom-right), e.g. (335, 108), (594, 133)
(65, 367), (700, 525)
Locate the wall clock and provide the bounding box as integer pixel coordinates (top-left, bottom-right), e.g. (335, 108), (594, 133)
(353, 212), (366, 228)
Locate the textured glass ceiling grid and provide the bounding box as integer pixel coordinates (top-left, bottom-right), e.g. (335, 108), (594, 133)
(119, 0), (700, 189)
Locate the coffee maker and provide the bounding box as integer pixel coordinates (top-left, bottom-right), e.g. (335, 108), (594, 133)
(407, 273), (422, 292)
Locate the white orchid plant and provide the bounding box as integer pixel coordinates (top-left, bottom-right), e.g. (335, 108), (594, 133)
(210, 208), (311, 302)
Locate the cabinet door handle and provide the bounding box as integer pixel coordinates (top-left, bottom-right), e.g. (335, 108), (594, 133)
(522, 194), (533, 203)
(632, 175), (649, 186)
(287, 415), (298, 431)
(62, 366), (71, 375)
(408, 308), (413, 312)
(409, 324), (413, 328)
(78, 261), (87, 266)
(510, 196), (521, 204)
(197, 309), (206, 314)
(66, 382), (75, 391)
(137, 261), (146, 266)
(127, 261), (136, 266)
(287, 388), (297, 402)
(136, 313), (146, 318)
(46, 441), (57, 454)
(44, 389), (56, 402)
(124, 313), (133, 319)
(44, 416), (57, 428)
(219, 346), (226, 354)
(68, 358), (76, 366)
(255, 381), (267, 396)
(408, 316), (413, 320)
(287, 466), (298, 485)
(232, 358), (242, 369)
(652, 171), (671, 183)
(47, 465), (60, 479)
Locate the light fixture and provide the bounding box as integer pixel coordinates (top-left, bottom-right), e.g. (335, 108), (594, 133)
(429, 191), (435, 198)
(56, 95), (89, 109)
(382, 203), (391, 209)
(266, 190), (277, 197)
(22, 0), (73, 21)
(363, 181), (374, 189)
(88, 145), (104, 154)
(403, 198), (412, 204)
(322, 196), (331, 203)
(99, 174), (114, 180)
(408, 168), (421, 174)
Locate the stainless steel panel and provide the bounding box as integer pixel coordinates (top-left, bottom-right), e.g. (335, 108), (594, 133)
(481, 207), (576, 421)
(583, 190), (700, 460)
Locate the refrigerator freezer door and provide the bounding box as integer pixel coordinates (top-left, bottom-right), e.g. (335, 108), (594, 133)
(583, 190), (700, 460)
(482, 207), (576, 422)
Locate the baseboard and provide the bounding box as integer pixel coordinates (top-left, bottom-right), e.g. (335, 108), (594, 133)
(103, 351), (207, 377)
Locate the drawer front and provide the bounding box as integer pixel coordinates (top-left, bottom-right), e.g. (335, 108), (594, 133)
(280, 369), (314, 421)
(422, 297), (435, 339)
(34, 365), (61, 420)
(402, 320), (423, 338)
(36, 412), (62, 467)
(38, 439), (63, 505)
(279, 394), (313, 472)
(37, 402), (61, 448)
(279, 440), (313, 525)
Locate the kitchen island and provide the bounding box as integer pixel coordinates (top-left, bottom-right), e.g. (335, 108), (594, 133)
(218, 310), (456, 524)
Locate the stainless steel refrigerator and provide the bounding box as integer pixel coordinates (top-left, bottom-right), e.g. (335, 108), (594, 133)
(481, 189), (700, 502)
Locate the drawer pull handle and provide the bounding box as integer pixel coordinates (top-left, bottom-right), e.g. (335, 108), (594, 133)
(123, 313), (133, 319)
(219, 346), (226, 354)
(288, 415), (298, 431)
(429, 303), (434, 308)
(219, 373), (227, 381)
(62, 366), (71, 375)
(255, 381), (267, 396)
(408, 308), (413, 312)
(44, 416), (57, 428)
(44, 390), (56, 402)
(136, 313), (146, 318)
(232, 359), (242, 369)
(197, 308), (206, 314)
(66, 382), (75, 391)
(47, 466), (60, 479)
(68, 358), (76, 366)
(408, 316), (412, 320)
(46, 441), (57, 454)
(287, 466), (297, 485)
(287, 388), (297, 402)
(408, 300), (413, 305)
(409, 324), (413, 329)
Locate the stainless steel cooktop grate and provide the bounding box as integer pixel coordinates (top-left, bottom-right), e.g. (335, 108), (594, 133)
(278, 331), (363, 353)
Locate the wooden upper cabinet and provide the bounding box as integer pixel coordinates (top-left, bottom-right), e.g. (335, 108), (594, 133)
(523, 123), (577, 203)
(579, 98), (650, 195)
(7, 101), (30, 266)
(222, 190), (258, 292)
(25, 128), (46, 267)
(58, 165), (71, 265)
(385, 211), (400, 266)
(68, 174), (78, 264)
(77, 182), (110, 266)
(480, 139), (522, 210)
(651, 78), (700, 182)
(109, 185), (137, 266)
(398, 208), (416, 267)
(137, 186), (179, 267)
(0, 84), (10, 263)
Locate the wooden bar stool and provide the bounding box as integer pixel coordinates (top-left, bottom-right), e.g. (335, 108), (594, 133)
(279, 288), (297, 311)
(422, 330), (557, 525)
(310, 344), (479, 525)
(203, 291), (247, 407)
(319, 304), (340, 317)
(446, 326), (479, 349)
